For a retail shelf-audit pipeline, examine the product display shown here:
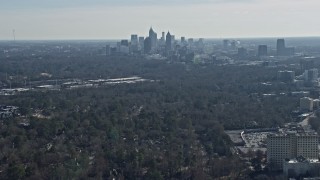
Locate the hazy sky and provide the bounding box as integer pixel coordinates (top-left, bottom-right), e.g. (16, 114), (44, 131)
(1, 0), (320, 40)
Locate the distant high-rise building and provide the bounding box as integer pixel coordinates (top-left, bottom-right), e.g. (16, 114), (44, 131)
(138, 36), (144, 44)
(144, 37), (151, 54)
(181, 37), (186, 44)
(158, 32), (165, 46)
(171, 35), (175, 43)
(138, 36), (144, 51)
(188, 38), (194, 46)
(118, 40), (129, 54)
(149, 27), (157, 51)
(166, 32), (172, 52)
(130, 35), (139, 53)
(258, 45), (268, 56)
(120, 40), (129, 47)
(277, 39), (295, 56)
(277, 39), (286, 56)
(131, 35), (138, 44)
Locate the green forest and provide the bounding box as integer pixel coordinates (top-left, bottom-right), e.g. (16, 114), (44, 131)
(0, 54), (300, 179)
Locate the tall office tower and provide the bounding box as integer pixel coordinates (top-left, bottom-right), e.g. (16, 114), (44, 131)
(277, 39), (286, 56)
(144, 37), (151, 54)
(171, 35), (175, 43)
(138, 37), (144, 51)
(119, 40), (129, 54)
(181, 37), (186, 44)
(158, 32), (165, 46)
(166, 32), (172, 52)
(267, 132), (319, 170)
(131, 34), (139, 53)
(149, 27), (158, 51)
(258, 45), (268, 56)
(188, 38), (194, 47)
(131, 35), (138, 45)
(120, 40), (129, 47)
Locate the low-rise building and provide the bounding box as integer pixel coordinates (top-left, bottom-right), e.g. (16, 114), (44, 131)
(0, 105), (19, 119)
(278, 70), (295, 83)
(300, 97), (314, 112)
(313, 99), (320, 110)
(283, 156), (320, 178)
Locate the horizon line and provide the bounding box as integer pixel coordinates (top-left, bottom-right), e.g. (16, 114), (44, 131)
(1, 35), (320, 42)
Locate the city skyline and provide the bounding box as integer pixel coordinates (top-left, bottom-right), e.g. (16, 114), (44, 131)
(1, 0), (320, 40)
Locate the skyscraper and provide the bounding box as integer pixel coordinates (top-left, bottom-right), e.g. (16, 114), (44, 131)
(138, 36), (144, 51)
(188, 38), (194, 48)
(181, 37), (186, 44)
(131, 35), (138, 45)
(144, 37), (151, 54)
(277, 39), (295, 56)
(120, 40), (129, 47)
(158, 32), (165, 46)
(258, 45), (268, 56)
(277, 39), (288, 56)
(120, 40), (129, 54)
(131, 34), (138, 53)
(149, 27), (157, 51)
(166, 32), (172, 53)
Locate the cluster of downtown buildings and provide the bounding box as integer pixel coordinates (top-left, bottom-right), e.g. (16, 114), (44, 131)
(106, 27), (204, 59)
(105, 27), (297, 63)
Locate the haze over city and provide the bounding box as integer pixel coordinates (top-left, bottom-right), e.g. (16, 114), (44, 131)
(3, 0), (320, 179)
(1, 0), (320, 40)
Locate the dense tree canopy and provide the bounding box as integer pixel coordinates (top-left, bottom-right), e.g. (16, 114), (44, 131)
(0, 51), (300, 179)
